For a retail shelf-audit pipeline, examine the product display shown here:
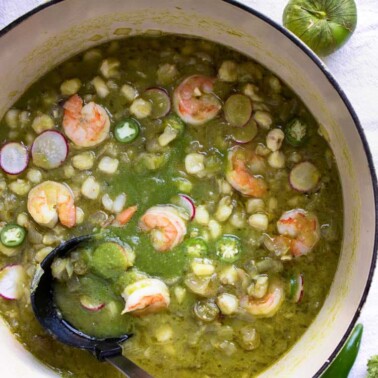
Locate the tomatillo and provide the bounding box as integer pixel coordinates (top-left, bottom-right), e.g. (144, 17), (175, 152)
(283, 0), (357, 56)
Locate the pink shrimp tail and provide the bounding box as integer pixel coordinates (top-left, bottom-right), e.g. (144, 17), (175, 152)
(63, 94), (83, 115)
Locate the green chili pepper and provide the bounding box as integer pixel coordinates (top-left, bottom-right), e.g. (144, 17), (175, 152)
(162, 114), (185, 136)
(215, 235), (242, 263)
(288, 273), (304, 303)
(114, 118), (140, 143)
(0, 224), (27, 247)
(322, 323), (363, 378)
(285, 118), (308, 147)
(184, 237), (208, 257)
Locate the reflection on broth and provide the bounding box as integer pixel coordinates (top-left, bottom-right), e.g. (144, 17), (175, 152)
(0, 36), (342, 378)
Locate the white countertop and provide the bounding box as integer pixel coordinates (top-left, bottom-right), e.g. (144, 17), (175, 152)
(0, 0), (377, 377)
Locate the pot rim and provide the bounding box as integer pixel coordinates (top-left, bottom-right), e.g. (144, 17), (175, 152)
(0, 0), (377, 376)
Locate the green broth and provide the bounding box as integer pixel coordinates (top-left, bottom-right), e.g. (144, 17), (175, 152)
(0, 35), (342, 378)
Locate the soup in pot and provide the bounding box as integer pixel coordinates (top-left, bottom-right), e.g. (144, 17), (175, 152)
(0, 36), (342, 377)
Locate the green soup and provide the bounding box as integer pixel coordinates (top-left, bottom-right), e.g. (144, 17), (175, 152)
(0, 35), (342, 378)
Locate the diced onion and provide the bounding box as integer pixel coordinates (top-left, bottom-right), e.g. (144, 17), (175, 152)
(72, 152), (95, 171)
(248, 213), (269, 231)
(185, 153), (205, 175)
(253, 111), (273, 129)
(217, 293), (239, 315)
(195, 205), (210, 226)
(60, 79), (82, 96)
(98, 156), (119, 174)
(268, 151), (286, 169)
(91, 76), (109, 98)
(266, 129), (285, 151)
(130, 98), (152, 119)
(81, 177), (100, 199)
(218, 60), (238, 82)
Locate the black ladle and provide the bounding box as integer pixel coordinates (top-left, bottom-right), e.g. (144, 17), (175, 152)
(30, 235), (153, 378)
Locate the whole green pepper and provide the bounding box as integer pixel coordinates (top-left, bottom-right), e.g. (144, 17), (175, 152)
(322, 323), (363, 378)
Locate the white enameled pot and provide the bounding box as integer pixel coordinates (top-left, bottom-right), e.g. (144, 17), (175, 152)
(0, 1), (376, 377)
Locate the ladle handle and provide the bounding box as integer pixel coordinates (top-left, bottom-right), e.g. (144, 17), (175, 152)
(106, 355), (154, 378)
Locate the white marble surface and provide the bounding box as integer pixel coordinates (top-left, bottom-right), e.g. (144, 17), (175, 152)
(0, 0), (377, 376)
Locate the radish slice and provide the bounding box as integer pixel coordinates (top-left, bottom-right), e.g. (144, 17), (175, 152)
(231, 118), (258, 144)
(289, 161), (321, 193)
(0, 142), (29, 175)
(31, 130), (68, 170)
(80, 295), (105, 312)
(0, 265), (26, 300)
(288, 273), (304, 303)
(142, 88), (171, 119)
(178, 194), (196, 221)
(224, 94), (252, 127)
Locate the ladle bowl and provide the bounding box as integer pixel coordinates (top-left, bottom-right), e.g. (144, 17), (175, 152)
(30, 235), (152, 378)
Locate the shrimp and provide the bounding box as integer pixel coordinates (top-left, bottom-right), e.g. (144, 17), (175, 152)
(240, 280), (284, 318)
(226, 146), (268, 198)
(113, 205), (138, 226)
(139, 205), (187, 252)
(263, 234), (292, 257)
(27, 181), (76, 228)
(173, 75), (222, 125)
(122, 278), (170, 316)
(275, 208), (320, 257)
(62, 94), (110, 147)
